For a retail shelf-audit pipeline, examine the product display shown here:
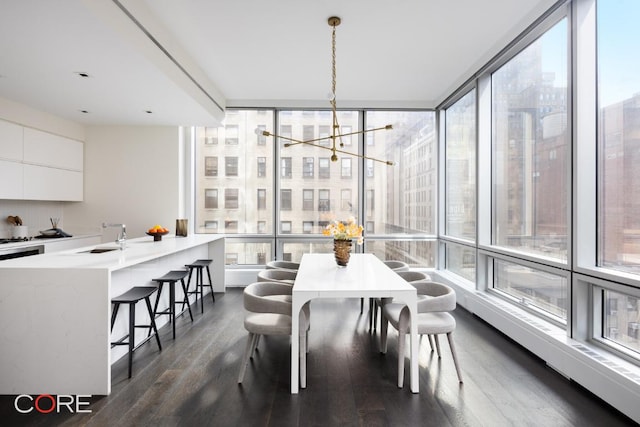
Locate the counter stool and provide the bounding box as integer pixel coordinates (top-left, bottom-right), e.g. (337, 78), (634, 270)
(111, 286), (162, 378)
(151, 269), (193, 339)
(185, 259), (214, 313)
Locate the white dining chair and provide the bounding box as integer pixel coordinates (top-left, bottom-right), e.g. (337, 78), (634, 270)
(370, 270), (431, 332)
(238, 282), (309, 384)
(362, 260), (411, 316)
(257, 269), (297, 285)
(380, 280), (463, 387)
(265, 260), (300, 272)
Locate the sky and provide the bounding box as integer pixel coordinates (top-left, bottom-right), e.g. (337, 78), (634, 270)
(597, 0), (640, 107)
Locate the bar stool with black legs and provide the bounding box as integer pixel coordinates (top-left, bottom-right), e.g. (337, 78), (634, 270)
(185, 259), (214, 313)
(151, 269), (193, 339)
(111, 286), (162, 378)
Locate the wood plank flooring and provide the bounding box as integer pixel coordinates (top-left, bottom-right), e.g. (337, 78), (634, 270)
(1, 288), (636, 426)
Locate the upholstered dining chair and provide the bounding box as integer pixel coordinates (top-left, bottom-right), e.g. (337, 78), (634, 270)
(237, 281), (309, 384)
(380, 280), (463, 387)
(265, 260), (300, 272)
(370, 270), (431, 332)
(257, 269), (297, 285)
(361, 260), (411, 315)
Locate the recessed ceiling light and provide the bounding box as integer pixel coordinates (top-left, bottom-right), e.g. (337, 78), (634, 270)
(74, 72), (91, 78)
(79, 110), (89, 114)
(145, 110), (153, 114)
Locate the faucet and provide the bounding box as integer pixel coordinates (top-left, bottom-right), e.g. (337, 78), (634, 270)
(102, 222), (127, 250)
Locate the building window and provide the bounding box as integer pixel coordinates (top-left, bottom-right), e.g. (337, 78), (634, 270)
(225, 124), (239, 145)
(303, 221), (313, 234)
(319, 157), (330, 179)
(257, 189), (266, 210)
(205, 156), (218, 177)
(341, 158), (352, 178)
(226, 253), (238, 264)
(341, 125), (352, 146)
(319, 125), (330, 146)
(205, 189), (218, 209)
(257, 221), (266, 234)
(204, 127), (218, 145)
(319, 189), (330, 211)
(366, 189), (375, 213)
(303, 157), (314, 178)
(366, 221), (375, 233)
(366, 159), (374, 178)
(341, 189), (352, 211)
(225, 157), (239, 177)
(281, 221), (292, 234)
(303, 125), (314, 141)
(257, 157), (266, 177)
(303, 189), (314, 211)
(279, 125), (292, 146)
(225, 221), (238, 232)
(225, 188), (239, 209)
(280, 189), (292, 210)
(366, 129), (374, 146)
(281, 157), (292, 178)
(256, 125), (267, 145)
(204, 221), (218, 231)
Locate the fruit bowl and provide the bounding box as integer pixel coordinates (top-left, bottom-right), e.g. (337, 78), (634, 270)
(146, 230), (169, 241)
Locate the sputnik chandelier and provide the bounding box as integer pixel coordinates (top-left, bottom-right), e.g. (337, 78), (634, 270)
(261, 16), (394, 166)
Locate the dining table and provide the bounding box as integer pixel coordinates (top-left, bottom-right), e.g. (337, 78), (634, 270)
(291, 253), (419, 394)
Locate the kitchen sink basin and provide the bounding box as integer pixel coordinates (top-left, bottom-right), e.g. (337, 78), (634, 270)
(80, 248), (118, 254)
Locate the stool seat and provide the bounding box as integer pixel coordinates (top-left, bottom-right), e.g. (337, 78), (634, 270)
(111, 286), (162, 378)
(153, 269), (189, 282)
(185, 259), (214, 313)
(151, 269), (193, 339)
(113, 286), (158, 304)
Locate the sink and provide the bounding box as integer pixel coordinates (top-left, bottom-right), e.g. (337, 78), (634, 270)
(80, 248), (119, 254)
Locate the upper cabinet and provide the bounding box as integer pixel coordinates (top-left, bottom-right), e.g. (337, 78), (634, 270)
(23, 128), (83, 171)
(0, 120), (84, 201)
(0, 120), (24, 162)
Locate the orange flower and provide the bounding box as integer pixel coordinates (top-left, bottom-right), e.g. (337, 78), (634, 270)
(323, 216), (364, 244)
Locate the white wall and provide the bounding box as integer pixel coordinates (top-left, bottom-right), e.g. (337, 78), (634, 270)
(64, 125), (182, 242)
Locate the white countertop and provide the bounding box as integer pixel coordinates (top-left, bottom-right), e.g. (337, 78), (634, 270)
(0, 234), (223, 271)
(0, 233), (101, 250)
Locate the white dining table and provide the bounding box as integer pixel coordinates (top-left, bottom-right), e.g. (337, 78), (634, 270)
(291, 253), (419, 394)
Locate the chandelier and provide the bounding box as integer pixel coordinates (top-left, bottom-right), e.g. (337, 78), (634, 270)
(261, 16), (394, 166)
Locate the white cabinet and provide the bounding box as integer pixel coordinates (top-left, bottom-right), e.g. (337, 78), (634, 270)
(23, 164), (83, 201)
(0, 120), (23, 161)
(23, 128), (83, 171)
(0, 160), (24, 199)
(0, 120), (84, 201)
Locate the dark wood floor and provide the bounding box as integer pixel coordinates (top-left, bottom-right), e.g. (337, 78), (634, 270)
(1, 288), (636, 427)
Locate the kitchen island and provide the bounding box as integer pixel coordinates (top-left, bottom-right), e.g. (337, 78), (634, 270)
(0, 234), (224, 395)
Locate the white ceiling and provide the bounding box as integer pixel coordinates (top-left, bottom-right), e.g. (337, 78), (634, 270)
(0, 0), (558, 127)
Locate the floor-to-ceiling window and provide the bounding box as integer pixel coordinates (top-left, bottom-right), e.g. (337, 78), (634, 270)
(489, 15), (570, 323)
(195, 109), (435, 267)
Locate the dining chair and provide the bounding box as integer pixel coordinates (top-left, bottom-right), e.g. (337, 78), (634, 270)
(265, 260), (300, 272)
(237, 282), (309, 384)
(380, 280), (463, 387)
(361, 260), (411, 315)
(257, 269), (297, 285)
(370, 270), (431, 333)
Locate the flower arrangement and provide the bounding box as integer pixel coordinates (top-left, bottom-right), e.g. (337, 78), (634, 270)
(323, 216), (364, 244)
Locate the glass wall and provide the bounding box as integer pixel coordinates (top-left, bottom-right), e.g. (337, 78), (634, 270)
(364, 111), (437, 267)
(195, 110), (274, 235)
(597, 0), (640, 275)
(445, 91), (476, 241)
(195, 109), (436, 267)
(491, 18), (569, 263)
